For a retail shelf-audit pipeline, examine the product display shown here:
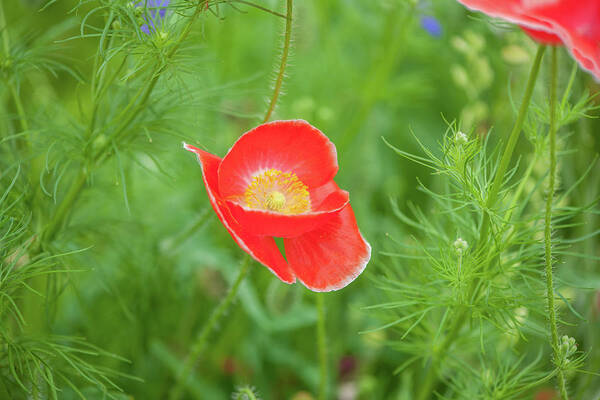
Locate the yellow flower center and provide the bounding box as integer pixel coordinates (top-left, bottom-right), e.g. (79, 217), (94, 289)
(244, 169), (311, 214)
(265, 191), (286, 211)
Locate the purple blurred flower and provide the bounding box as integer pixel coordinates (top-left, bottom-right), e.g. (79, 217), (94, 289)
(420, 15), (442, 37)
(135, 0), (169, 35)
(338, 355), (357, 380)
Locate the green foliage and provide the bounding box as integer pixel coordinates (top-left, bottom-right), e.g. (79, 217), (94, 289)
(372, 63), (600, 399)
(1, 0), (599, 399)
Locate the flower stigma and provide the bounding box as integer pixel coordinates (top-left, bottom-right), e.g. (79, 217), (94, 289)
(265, 191), (286, 211)
(244, 169), (311, 214)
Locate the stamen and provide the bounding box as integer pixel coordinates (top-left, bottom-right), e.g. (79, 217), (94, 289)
(244, 169), (311, 214)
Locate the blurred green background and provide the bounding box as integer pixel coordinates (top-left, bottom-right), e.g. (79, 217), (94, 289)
(2, 0), (599, 399)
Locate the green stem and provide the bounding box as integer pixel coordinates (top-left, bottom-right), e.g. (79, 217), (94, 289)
(89, 13), (120, 138)
(544, 46), (568, 400)
(88, 55), (128, 138)
(93, 72), (160, 163)
(479, 44), (546, 243)
(317, 294), (328, 400)
(0, 0), (9, 55)
(263, 0), (292, 123)
(559, 60), (578, 113)
(415, 309), (465, 400)
(504, 150), (539, 224)
(8, 83), (28, 133)
(168, 256), (251, 400)
(40, 169), (87, 245)
(0, 2), (29, 134)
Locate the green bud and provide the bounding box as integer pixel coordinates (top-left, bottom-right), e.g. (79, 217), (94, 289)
(455, 131), (468, 145)
(92, 134), (108, 153)
(559, 335), (577, 360)
(453, 238), (468, 254)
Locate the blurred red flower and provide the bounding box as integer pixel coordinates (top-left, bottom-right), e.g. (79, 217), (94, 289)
(456, 0), (600, 79)
(534, 388), (558, 400)
(185, 120), (371, 292)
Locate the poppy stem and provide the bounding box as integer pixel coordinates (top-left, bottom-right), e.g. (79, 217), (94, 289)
(479, 44), (546, 244)
(544, 45), (568, 400)
(316, 294), (328, 400)
(168, 256), (252, 400)
(263, 0), (293, 123)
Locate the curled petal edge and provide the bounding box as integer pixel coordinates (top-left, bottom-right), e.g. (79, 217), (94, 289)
(184, 143), (295, 284)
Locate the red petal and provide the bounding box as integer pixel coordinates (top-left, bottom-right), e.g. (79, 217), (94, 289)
(457, 0), (600, 79)
(520, 26), (562, 45)
(457, 0), (555, 32)
(528, 0), (600, 79)
(225, 184), (349, 238)
(217, 120), (339, 199)
(183, 143), (295, 284)
(309, 180), (348, 210)
(283, 204), (371, 292)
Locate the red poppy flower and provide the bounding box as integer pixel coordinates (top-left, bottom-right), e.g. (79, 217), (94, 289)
(184, 120), (371, 292)
(456, 0), (600, 79)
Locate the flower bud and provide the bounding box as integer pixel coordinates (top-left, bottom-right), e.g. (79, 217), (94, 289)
(559, 335), (577, 359)
(453, 237), (468, 254)
(454, 131), (468, 145)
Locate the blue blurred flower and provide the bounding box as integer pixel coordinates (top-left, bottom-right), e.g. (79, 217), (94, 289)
(420, 15), (442, 38)
(135, 0), (169, 35)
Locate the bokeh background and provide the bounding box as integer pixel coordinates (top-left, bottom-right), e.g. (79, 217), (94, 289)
(2, 0), (600, 399)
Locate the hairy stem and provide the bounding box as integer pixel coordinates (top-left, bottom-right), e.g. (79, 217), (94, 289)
(263, 0), (292, 123)
(317, 294), (328, 400)
(479, 44), (546, 242)
(545, 46), (568, 400)
(168, 256), (251, 400)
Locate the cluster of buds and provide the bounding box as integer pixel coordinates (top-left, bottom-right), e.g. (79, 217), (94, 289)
(559, 335), (577, 361)
(453, 237), (468, 255)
